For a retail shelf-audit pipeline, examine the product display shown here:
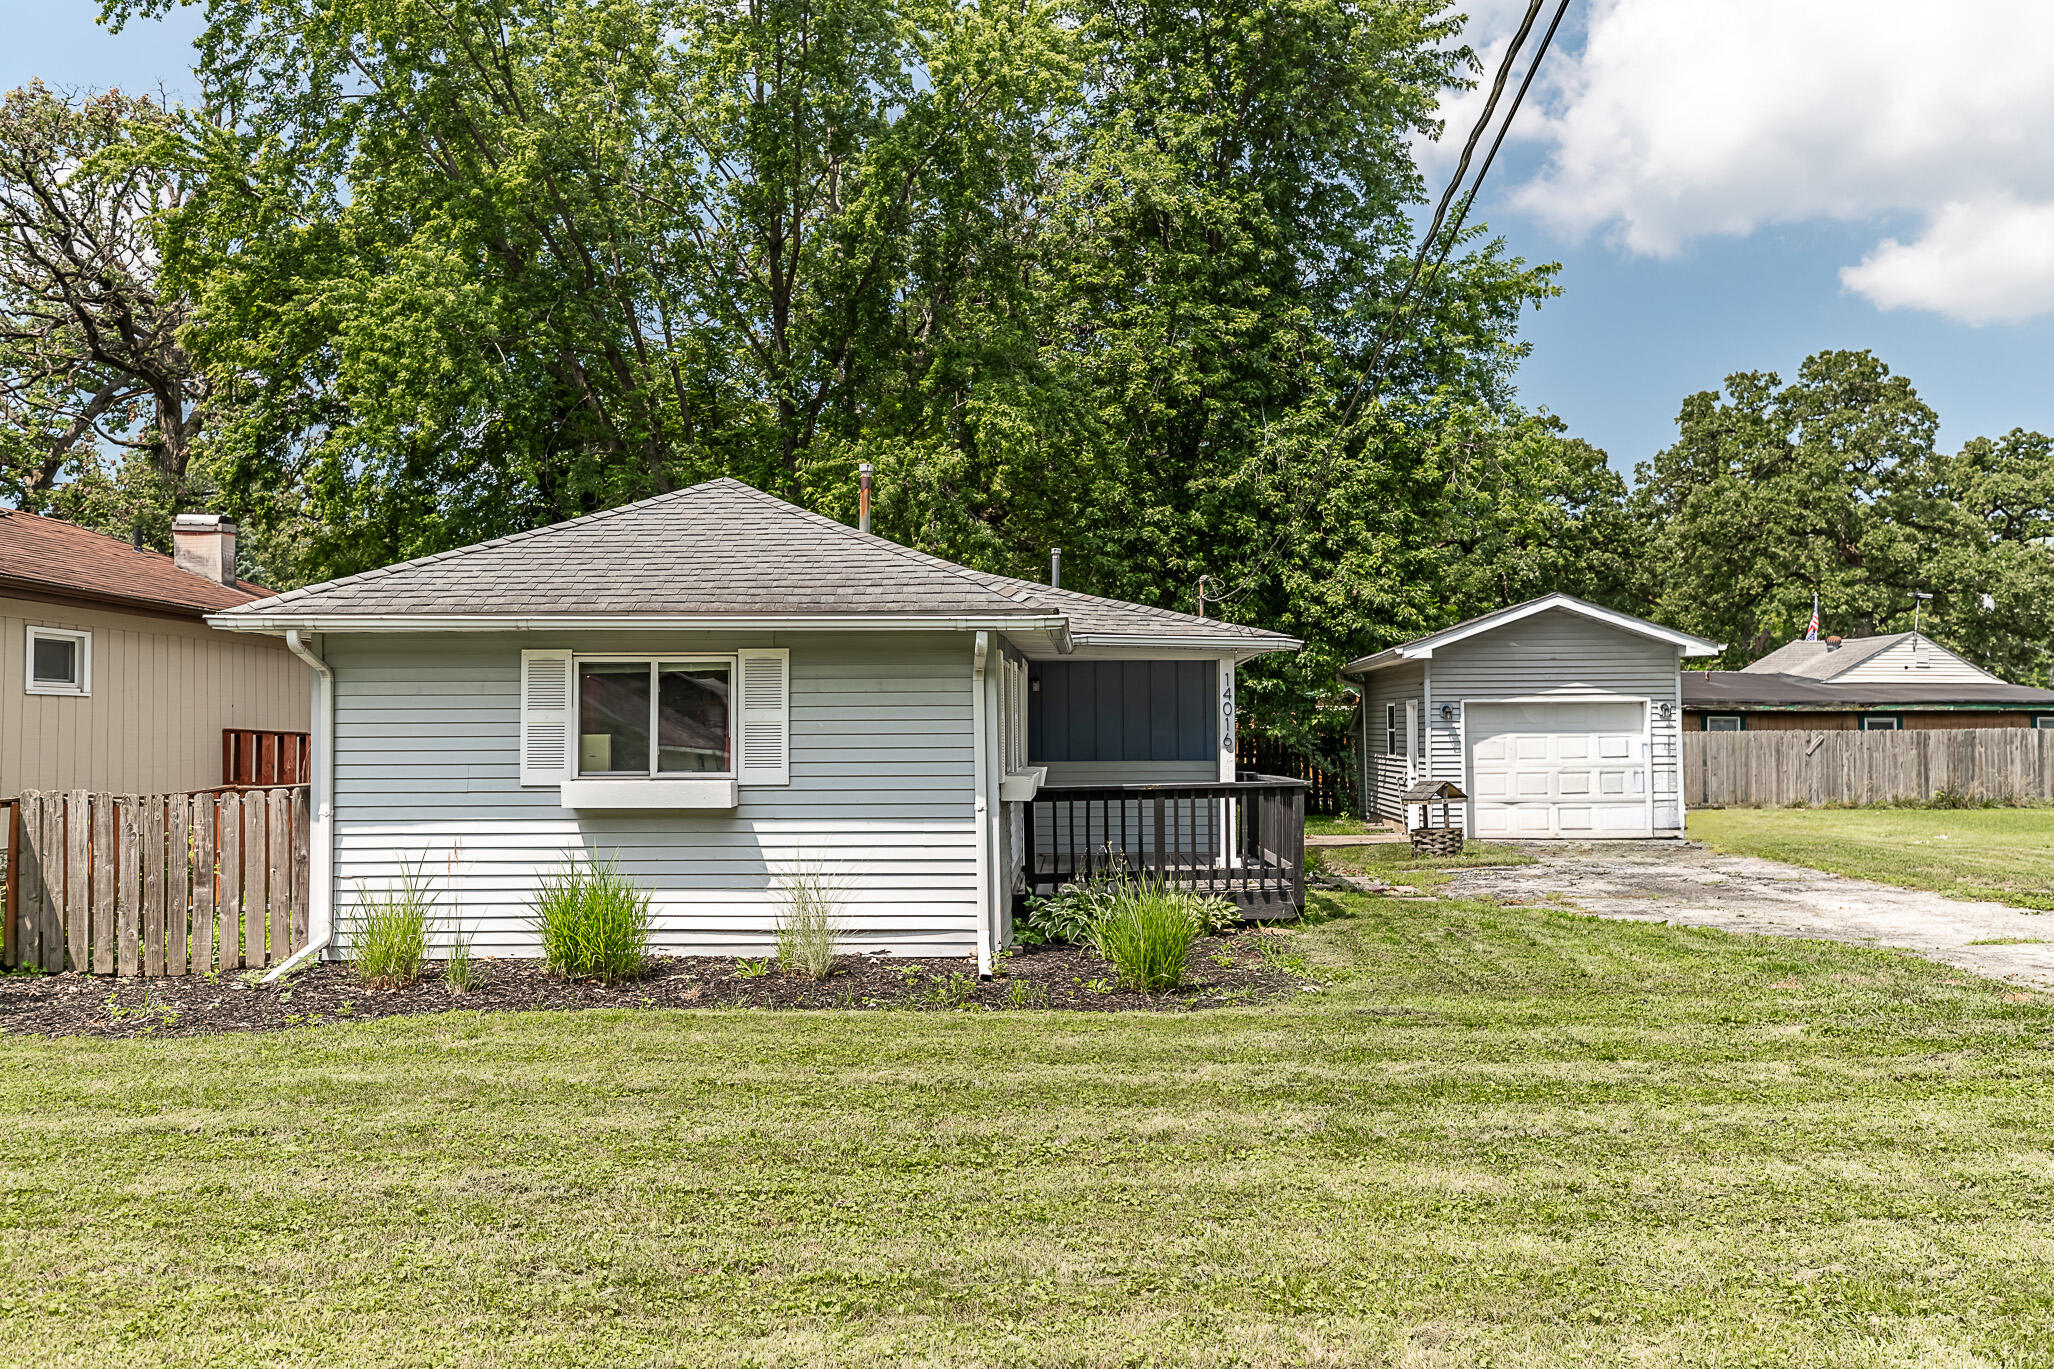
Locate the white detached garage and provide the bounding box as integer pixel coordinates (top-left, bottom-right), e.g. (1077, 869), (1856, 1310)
(1343, 595), (1722, 839)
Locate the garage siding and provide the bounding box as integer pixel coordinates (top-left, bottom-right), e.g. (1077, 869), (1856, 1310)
(326, 630), (982, 959)
(1424, 610), (1685, 833)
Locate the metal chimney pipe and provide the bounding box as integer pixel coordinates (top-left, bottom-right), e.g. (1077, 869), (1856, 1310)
(1049, 547), (1061, 589)
(858, 462), (873, 534)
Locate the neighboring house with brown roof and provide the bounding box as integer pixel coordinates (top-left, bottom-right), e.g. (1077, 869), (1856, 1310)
(208, 478), (1304, 974)
(1, 510), (310, 795)
(1683, 632), (2054, 732)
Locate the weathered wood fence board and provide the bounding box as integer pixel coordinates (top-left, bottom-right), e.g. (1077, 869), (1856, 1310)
(1685, 729), (2054, 807)
(0, 786), (310, 976)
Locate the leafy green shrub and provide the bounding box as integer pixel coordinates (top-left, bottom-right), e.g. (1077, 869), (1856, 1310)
(349, 862), (434, 987)
(1019, 881), (1109, 946)
(1089, 879), (1204, 993)
(774, 858), (845, 979)
(531, 856), (653, 983)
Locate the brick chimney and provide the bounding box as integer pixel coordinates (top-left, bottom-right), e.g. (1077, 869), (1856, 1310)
(172, 513), (238, 586)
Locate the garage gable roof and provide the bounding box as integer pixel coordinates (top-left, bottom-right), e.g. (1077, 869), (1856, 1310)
(1339, 593), (1723, 676)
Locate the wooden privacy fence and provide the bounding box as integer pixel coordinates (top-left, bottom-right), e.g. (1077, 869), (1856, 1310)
(4, 787), (310, 976)
(1685, 728), (2054, 808)
(223, 729), (311, 787)
(1236, 741), (1354, 816)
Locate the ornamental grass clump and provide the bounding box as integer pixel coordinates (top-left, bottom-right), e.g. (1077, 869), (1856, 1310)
(532, 855), (653, 983)
(774, 858), (846, 980)
(1089, 879), (1204, 994)
(349, 862), (435, 987)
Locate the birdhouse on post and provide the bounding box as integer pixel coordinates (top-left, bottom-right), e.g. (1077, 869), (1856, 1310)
(1401, 779), (1467, 857)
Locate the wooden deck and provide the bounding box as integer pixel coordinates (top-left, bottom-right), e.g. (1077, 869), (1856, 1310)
(1020, 773), (1308, 918)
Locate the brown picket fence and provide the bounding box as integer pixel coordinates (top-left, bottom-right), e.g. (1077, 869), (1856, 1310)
(3, 786), (310, 976)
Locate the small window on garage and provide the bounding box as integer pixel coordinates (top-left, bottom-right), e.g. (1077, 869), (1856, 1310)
(1385, 703), (1397, 754)
(1702, 714), (1743, 732)
(26, 626), (90, 696)
(1860, 715), (1901, 731)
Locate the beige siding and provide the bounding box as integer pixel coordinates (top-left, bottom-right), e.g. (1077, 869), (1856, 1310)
(0, 595), (310, 796)
(1831, 634), (1998, 684)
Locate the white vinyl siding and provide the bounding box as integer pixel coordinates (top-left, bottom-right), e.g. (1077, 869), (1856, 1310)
(328, 631), (979, 958)
(1425, 609), (1684, 833)
(1830, 634), (1999, 684)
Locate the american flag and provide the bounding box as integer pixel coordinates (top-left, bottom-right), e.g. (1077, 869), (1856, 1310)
(1804, 595), (1820, 641)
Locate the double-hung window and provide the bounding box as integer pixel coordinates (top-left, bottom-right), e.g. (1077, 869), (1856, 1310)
(26, 626), (90, 696)
(577, 658), (733, 777)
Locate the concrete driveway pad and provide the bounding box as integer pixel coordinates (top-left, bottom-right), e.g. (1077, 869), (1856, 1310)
(1442, 840), (2054, 992)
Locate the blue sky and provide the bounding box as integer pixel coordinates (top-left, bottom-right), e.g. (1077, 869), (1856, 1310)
(11, 1), (2054, 477)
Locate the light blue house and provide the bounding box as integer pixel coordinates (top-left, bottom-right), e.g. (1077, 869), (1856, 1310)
(211, 479), (1303, 973)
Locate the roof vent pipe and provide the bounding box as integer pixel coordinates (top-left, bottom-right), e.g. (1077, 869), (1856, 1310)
(1050, 547), (1061, 589)
(857, 462), (873, 534)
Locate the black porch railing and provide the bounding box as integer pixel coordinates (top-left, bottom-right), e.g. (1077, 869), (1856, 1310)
(1021, 772), (1307, 918)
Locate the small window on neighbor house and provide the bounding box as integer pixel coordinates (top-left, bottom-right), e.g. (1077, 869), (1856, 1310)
(2035, 716), (2054, 730)
(1385, 703), (1397, 755)
(1860, 715), (1901, 731)
(25, 626), (89, 696)
(1703, 714), (1743, 732)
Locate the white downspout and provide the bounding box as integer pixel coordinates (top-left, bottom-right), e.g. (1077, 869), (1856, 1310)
(971, 631), (994, 976)
(266, 629), (335, 981)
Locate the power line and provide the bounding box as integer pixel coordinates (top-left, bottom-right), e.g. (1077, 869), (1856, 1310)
(1196, 0), (1573, 617)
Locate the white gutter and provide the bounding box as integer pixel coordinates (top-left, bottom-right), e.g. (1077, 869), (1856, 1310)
(265, 629), (335, 982)
(207, 610), (1074, 649)
(971, 631), (994, 977)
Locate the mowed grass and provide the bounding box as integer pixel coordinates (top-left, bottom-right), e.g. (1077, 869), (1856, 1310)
(4, 893), (2054, 1367)
(1690, 805), (2054, 910)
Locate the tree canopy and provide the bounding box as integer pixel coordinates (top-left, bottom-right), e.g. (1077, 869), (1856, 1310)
(0, 1), (2040, 743)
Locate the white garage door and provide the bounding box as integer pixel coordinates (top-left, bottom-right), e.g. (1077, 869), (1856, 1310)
(1467, 701), (1649, 838)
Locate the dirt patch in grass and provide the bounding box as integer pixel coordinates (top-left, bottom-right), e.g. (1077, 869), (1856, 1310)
(0, 931), (1304, 1038)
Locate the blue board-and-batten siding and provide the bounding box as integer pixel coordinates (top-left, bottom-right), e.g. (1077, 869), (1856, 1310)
(326, 631), (980, 958)
(1028, 660), (1214, 762)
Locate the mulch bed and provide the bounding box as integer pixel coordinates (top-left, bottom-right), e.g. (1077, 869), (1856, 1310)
(0, 930), (1310, 1039)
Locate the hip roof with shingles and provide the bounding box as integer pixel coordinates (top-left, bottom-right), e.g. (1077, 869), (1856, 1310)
(217, 478), (1296, 649)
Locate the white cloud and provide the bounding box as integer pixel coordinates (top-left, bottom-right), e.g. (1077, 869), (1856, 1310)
(1443, 0), (2054, 323)
(1841, 198), (2054, 325)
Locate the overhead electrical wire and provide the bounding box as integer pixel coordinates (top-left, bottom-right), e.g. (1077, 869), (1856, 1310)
(1195, 0), (1575, 617)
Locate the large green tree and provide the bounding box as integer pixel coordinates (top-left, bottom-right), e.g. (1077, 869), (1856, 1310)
(95, 0), (1593, 742)
(1633, 349), (2054, 683)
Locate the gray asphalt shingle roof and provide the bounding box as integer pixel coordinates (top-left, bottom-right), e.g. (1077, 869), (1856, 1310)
(1742, 633), (1912, 679)
(219, 478), (1293, 648)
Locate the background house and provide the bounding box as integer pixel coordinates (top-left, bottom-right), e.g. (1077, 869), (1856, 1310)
(208, 479), (1301, 973)
(1345, 594), (1722, 839)
(1684, 632), (2054, 731)
(1, 510), (310, 795)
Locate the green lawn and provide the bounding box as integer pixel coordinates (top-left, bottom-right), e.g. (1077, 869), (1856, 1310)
(1690, 805), (2054, 910)
(4, 892), (2054, 1367)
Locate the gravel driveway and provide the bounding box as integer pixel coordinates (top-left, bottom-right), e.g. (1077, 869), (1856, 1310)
(1442, 840), (2054, 992)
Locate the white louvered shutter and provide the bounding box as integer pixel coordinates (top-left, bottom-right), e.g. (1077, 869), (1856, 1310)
(736, 648), (791, 786)
(520, 649), (575, 786)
